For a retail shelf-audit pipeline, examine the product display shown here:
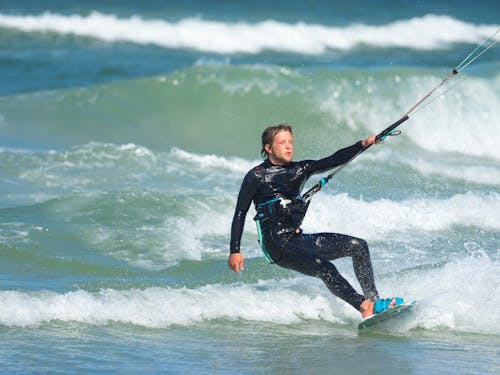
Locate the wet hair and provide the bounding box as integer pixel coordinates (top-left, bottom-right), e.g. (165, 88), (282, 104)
(261, 124), (293, 158)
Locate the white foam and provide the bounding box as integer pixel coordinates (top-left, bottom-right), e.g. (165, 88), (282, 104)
(0, 12), (497, 54)
(407, 156), (500, 186)
(1, 254), (497, 334)
(170, 147), (258, 174)
(396, 254), (500, 334)
(17, 142), (159, 189)
(15, 143), (250, 194)
(320, 72), (500, 161)
(0, 280), (341, 328)
(403, 76), (500, 161)
(360, 148), (500, 186)
(149, 202), (237, 267)
(303, 192), (500, 240)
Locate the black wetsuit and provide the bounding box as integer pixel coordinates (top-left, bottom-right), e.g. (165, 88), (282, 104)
(230, 141), (379, 310)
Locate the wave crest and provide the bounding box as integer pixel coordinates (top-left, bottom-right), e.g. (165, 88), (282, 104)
(0, 12), (498, 54)
(1, 254), (497, 335)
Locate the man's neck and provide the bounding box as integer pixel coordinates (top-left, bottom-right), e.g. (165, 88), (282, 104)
(267, 156), (287, 167)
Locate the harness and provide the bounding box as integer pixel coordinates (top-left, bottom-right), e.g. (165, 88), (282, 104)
(254, 195), (306, 263)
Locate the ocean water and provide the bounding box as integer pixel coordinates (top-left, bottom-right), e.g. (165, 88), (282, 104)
(1, 1), (499, 374)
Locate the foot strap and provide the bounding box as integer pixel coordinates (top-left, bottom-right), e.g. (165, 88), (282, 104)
(373, 297), (404, 314)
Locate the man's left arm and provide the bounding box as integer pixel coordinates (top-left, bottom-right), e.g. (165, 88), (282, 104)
(307, 135), (378, 175)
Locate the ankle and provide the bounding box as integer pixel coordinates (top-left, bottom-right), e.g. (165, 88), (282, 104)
(359, 299), (374, 318)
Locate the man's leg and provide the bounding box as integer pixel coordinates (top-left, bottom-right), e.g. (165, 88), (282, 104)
(275, 235), (365, 310)
(304, 232), (379, 301)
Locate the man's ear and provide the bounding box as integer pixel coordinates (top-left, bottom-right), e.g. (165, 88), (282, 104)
(264, 144), (272, 155)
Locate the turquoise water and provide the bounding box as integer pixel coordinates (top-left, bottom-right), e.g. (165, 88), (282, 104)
(1, 1), (499, 374)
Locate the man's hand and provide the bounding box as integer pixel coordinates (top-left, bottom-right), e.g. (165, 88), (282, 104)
(362, 134), (380, 148)
(228, 253), (244, 274)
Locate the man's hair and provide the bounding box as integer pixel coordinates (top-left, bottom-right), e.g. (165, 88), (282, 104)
(261, 124), (293, 158)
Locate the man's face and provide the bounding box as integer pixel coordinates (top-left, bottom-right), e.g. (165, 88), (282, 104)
(265, 130), (293, 166)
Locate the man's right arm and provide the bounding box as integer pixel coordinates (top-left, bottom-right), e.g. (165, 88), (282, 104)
(228, 171), (258, 272)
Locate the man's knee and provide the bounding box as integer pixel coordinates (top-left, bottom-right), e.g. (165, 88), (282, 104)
(314, 256), (336, 278)
(350, 237), (369, 254)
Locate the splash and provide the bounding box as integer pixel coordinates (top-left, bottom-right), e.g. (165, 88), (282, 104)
(0, 12), (498, 54)
(1, 254), (497, 335)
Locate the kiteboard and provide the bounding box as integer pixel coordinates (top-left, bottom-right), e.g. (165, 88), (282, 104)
(358, 300), (416, 330)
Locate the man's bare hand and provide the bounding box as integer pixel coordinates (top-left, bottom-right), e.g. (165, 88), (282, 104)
(228, 253), (244, 274)
(362, 134), (380, 148)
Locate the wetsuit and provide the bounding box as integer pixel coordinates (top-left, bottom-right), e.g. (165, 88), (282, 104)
(230, 141), (379, 310)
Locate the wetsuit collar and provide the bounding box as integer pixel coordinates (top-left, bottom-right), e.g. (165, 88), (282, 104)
(265, 158), (291, 168)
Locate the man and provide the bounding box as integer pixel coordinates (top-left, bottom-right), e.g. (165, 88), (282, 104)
(228, 124), (402, 318)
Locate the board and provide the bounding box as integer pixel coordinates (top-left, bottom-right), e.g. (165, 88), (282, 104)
(358, 301), (416, 330)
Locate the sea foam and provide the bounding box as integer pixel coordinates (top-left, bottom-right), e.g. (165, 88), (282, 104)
(304, 192), (500, 240)
(0, 254), (497, 335)
(0, 12), (497, 54)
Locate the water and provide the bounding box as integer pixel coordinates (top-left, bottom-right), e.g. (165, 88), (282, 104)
(1, 1), (499, 374)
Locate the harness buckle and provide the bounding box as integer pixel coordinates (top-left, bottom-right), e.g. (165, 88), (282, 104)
(279, 197), (292, 208)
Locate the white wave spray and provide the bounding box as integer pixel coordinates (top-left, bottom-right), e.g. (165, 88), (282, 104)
(0, 254), (497, 335)
(0, 12), (498, 54)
